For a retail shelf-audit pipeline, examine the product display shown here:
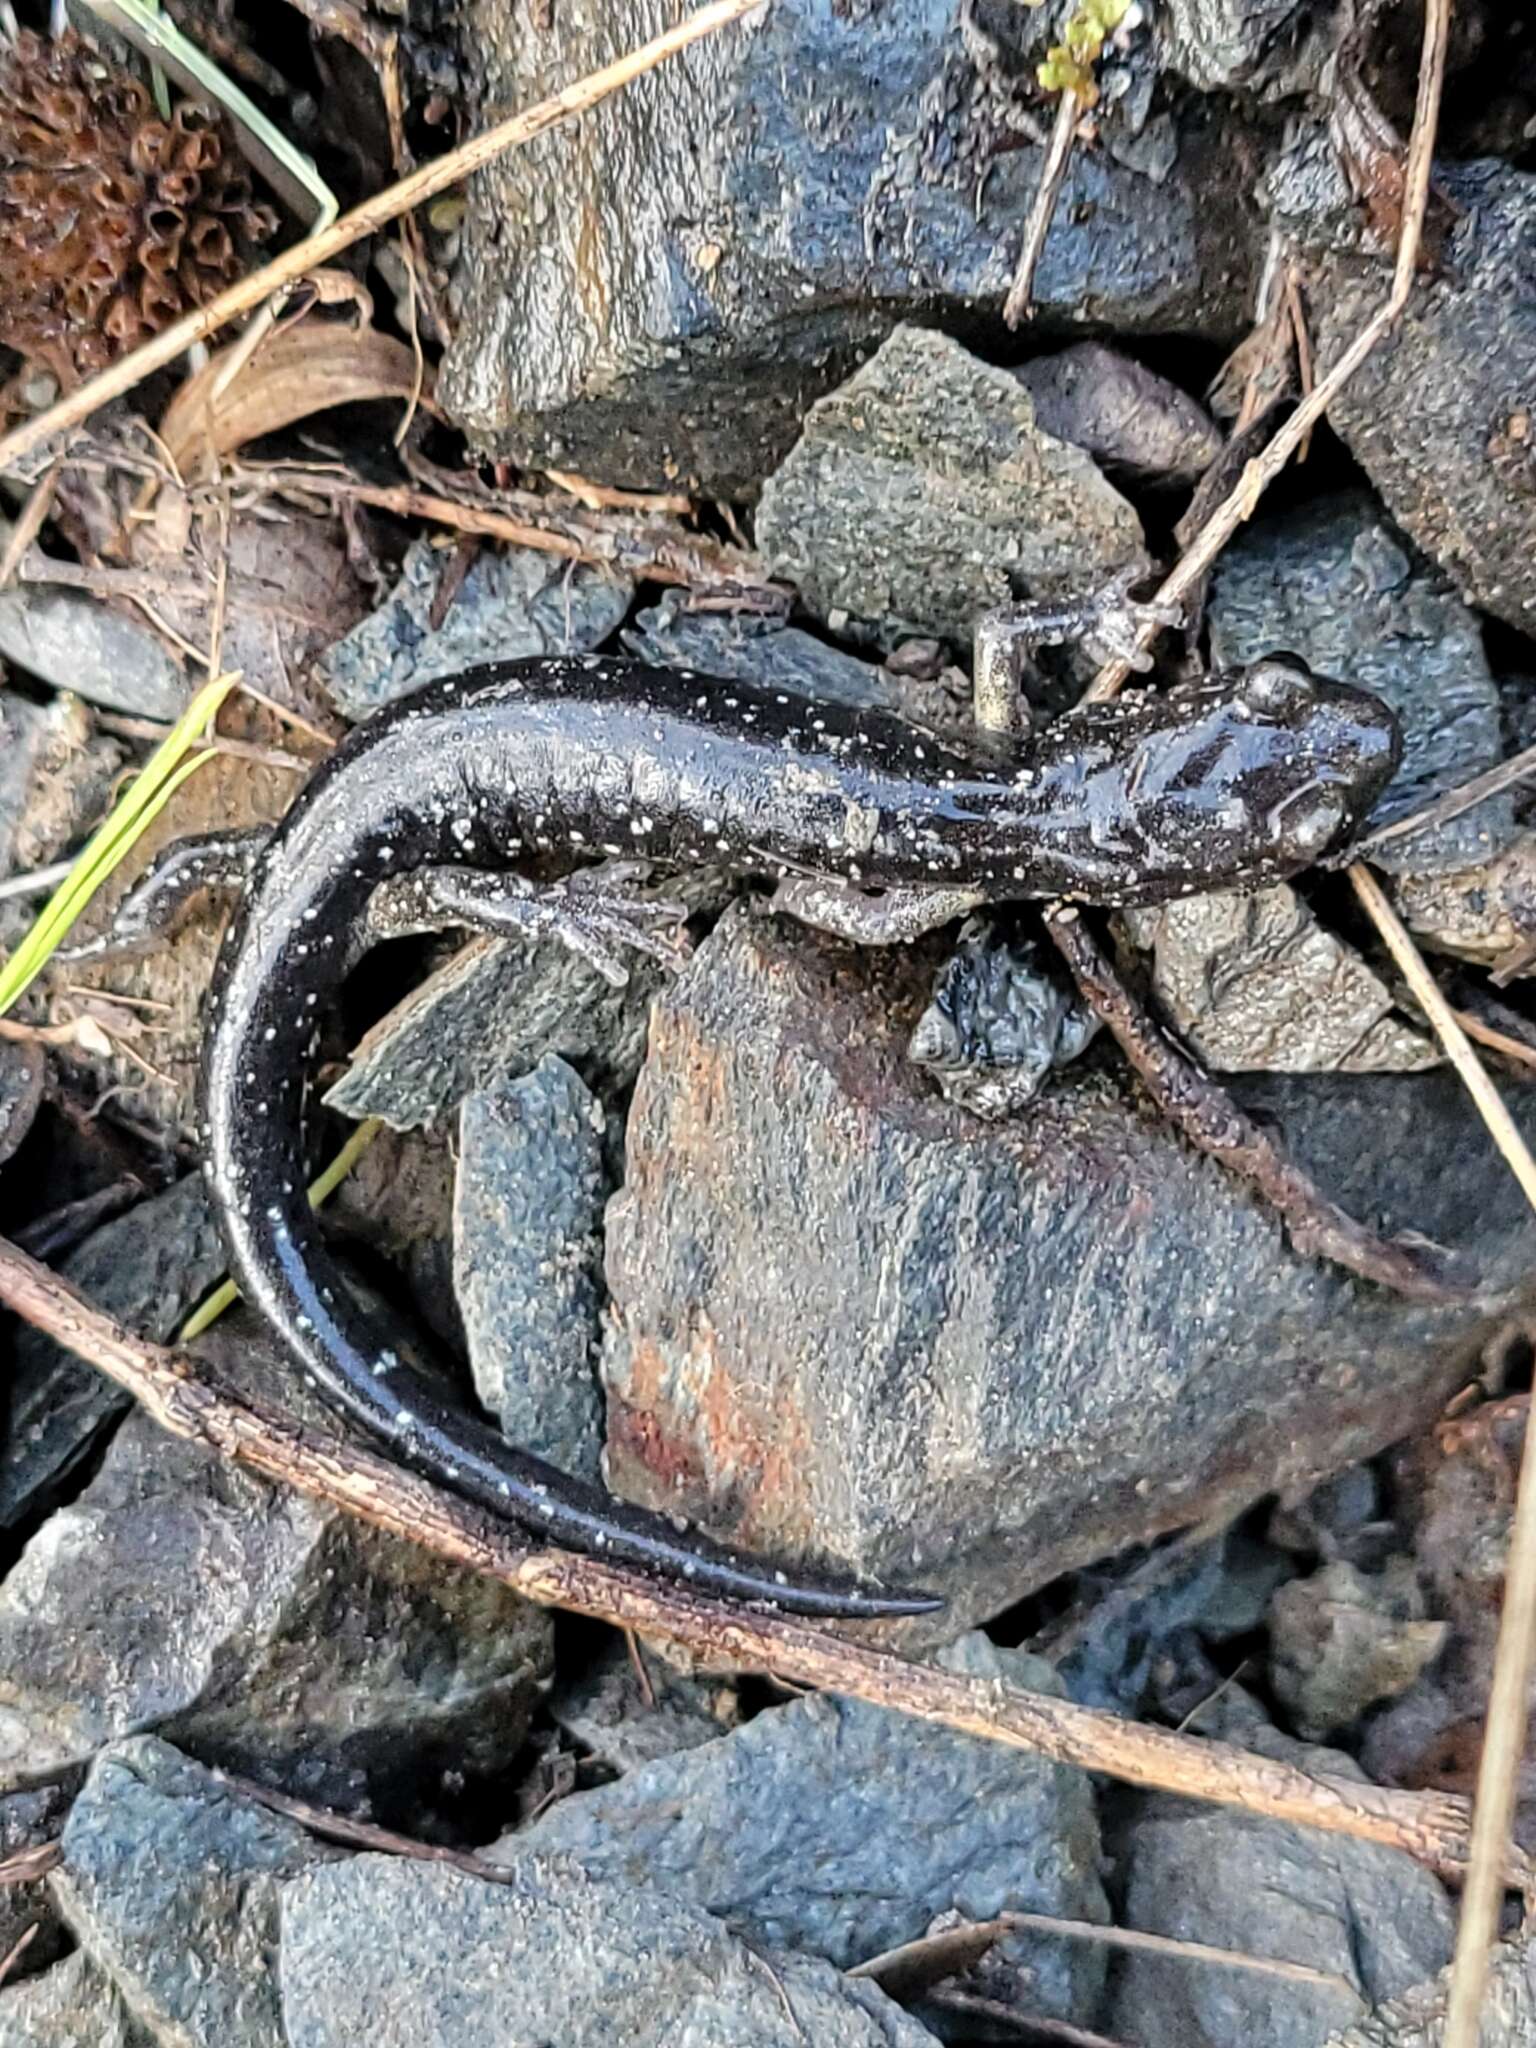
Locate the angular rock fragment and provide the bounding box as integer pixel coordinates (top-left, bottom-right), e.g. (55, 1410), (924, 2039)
(756, 326), (1145, 646)
(443, 4), (1261, 492)
(602, 910), (1536, 1635)
(508, 1632), (1107, 2026)
(279, 1854), (941, 2047)
(1014, 342), (1222, 484)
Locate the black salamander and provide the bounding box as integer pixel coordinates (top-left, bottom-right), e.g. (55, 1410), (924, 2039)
(199, 652), (1400, 1618)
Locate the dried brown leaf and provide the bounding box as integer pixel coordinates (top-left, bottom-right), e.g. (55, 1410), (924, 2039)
(159, 317), (431, 475)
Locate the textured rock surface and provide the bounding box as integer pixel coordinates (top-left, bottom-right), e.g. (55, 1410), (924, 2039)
(756, 327), (1144, 646)
(1108, 1721), (1454, 2048)
(0, 579), (184, 721)
(602, 910), (1536, 1635)
(0, 1785), (70, 1985)
(455, 1054), (609, 1482)
(1321, 1931), (1536, 2046)
(280, 1853), (941, 2047)
(1299, 161), (1536, 636)
(0, 1952), (146, 2048)
(1122, 887), (1436, 1073)
(442, 3), (1261, 492)
(0, 1174), (228, 1529)
(52, 1738), (335, 2048)
(318, 535), (632, 721)
(1013, 342), (1222, 483)
(0, 1343), (552, 1810)
(506, 1633), (1106, 2023)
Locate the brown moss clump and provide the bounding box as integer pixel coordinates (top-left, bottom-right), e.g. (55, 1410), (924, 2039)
(0, 28), (278, 383)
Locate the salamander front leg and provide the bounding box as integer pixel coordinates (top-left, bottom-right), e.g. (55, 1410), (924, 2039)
(57, 828), (270, 962)
(366, 865), (692, 985)
(773, 876), (989, 946)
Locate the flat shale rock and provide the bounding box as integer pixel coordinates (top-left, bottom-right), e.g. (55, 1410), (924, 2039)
(0, 1358), (551, 1810)
(52, 1737), (337, 2048)
(756, 326), (1145, 645)
(1297, 160), (1536, 636)
(455, 1054), (609, 1482)
(0, 1174), (228, 1530)
(1107, 1722), (1453, 2048)
(317, 535), (632, 722)
(280, 1854), (940, 2048)
(0, 578), (184, 722)
(602, 910), (1536, 1636)
(505, 1632), (1107, 2025)
(441, 3), (1261, 494)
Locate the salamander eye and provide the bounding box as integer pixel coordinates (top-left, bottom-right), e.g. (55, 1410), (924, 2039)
(1238, 655), (1316, 721)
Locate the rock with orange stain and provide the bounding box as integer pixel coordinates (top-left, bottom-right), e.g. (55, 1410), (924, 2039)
(601, 908), (1536, 1638)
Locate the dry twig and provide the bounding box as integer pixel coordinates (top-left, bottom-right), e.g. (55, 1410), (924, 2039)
(0, 1231), (1518, 1887)
(1041, 906), (1472, 1303)
(1003, 88), (1081, 327)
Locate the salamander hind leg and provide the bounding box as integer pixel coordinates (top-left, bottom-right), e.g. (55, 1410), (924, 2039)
(58, 827), (270, 963)
(366, 865), (692, 986)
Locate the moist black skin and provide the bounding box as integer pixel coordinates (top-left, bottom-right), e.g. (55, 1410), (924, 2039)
(200, 652), (1401, 1619)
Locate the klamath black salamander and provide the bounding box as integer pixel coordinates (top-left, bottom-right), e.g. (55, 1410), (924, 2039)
(199, 652), (1400, 1617)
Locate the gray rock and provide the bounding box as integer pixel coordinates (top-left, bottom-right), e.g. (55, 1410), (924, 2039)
(317, 535), (632, 721)
(549, 1636), (734, 1774)
(279, 1852), (940, 2047)
(441, 3), (1261, 493)
(1107, 1728), (1454, 2048)
(1207, 497), (1514, 875)
(1301, 161), (1536, 637)
(1121, 887), (1437, 1073)
(1322, 1930), (1536, 2045)
(756, 326), (1144, 646)
(0, 1043), (42, 1171)
(1268, 1560), (1448, 1741)
(1157, 0), (1333, 93)
(602, 909), (1536, 1636)
(455, 1055), (609, 1482)
(53, 1738), (336, 2048)
(0, 1952), (148, 2048)
(622, 603), (901, 714)
(0, 1353), (552, 1809)
(503, 1632), (1107, 2026)
(0, 582), (185, 722)
(0, 1175), (228, 1530)
(1014, 343), (1222, 484)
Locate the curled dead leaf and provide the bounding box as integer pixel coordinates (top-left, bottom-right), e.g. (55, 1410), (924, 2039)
(160, 317), (433, 478)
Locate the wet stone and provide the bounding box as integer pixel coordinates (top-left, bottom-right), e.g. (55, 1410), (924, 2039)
(455, 1054), (609, 1484)
(0, 573), (184, 722)
(279, 1853), (942, 2048)
(503, 1631), (1108, 2030)
(756, 325), (1145, 647)
(622, 603), (901, 715)
(441, 3), (1261, 494)
(0, 1325), (552, 1813)
(0, 1174), (229, 1531)
(52, 1737), (337, 2048)
(601, 909), (1536, 1637)
(317, 535), (632, 721)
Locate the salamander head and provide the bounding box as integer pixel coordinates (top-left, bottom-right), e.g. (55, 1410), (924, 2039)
(1225, 653), (1401, 865)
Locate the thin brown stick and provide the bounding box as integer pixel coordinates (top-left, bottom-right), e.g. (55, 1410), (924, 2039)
(1041, 905), (1472, 1303)
(1003, 89), (1080, 327)
(0, 1842), (61, 1888)
(0, 1233), (1516, 1887)
(1451, 1009), (1536, 1077)
(1081, 0), (1451, 700)
(0, 469), (59, 590)
(0, 0), (766, 478)
(1360, 741), (1536, 853)
(1348, 864), (1536, 2048)
(0, 1922), (38, 1989)
(210, 1769), (520, 1881)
